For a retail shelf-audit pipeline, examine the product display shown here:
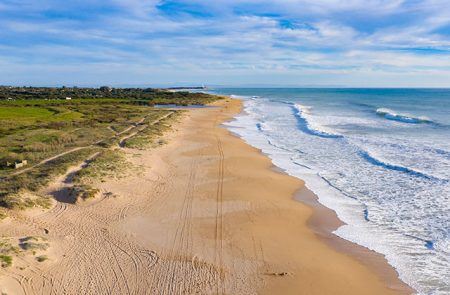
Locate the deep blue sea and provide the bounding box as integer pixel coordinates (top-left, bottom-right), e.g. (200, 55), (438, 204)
(210, 88), (450, 294)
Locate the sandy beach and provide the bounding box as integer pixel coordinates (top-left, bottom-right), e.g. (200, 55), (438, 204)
(0, 98), (412, 294)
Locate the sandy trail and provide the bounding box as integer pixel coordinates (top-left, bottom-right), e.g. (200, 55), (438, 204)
(119, 111), (174, 147)
(0, 99), (411, 294)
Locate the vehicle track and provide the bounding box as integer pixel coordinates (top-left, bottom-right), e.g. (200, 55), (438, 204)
(154, 158), (198, 294)
(215, 134), (226, 294)
(0, 107), (249, 294)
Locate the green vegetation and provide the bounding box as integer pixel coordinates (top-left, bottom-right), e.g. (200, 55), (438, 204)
(36, 255), (48, 262)
(0, 209), (7, 220)
(69, 149), (130, 202)
(0, 148), (98, 208)
(0, 103), (146, 171)
(0, 190), (52, 210)
(0, 238), (20, 267)
(68, 185), (99, 201)
(0, 236), (51, 266)
(0, 103), (162, 203)
(124, 111), (180, 149)
(0, 255), (12, 267)
(0, 87), (219, 212)
(73, 150), (129, 183)
(19, 236), (49, 251)
(0, 86), (218, 106)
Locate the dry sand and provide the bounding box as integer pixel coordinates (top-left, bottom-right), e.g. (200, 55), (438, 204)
(0, 98), (412, 294)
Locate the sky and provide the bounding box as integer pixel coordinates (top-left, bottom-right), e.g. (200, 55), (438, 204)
(0, 0), (450, 87)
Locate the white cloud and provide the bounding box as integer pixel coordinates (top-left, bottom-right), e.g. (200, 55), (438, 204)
(0, 0), (449, 86)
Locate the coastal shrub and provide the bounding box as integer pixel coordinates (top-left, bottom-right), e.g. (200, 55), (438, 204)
(73, 150), (129, 183)
(123, 136), (151, 149)
(69, 185), (99, 201)
(0, 255), (12, 267)
(124, 111), (180, 149)
(0, 190), (52, 210)
(19, 236), (49, 251)
(36, 255), (48, 262)
(0, 148), (97, 208)
(0, 209), (7, 220)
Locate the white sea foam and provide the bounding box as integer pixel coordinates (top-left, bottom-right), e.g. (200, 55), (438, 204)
(292, 104), (343, 138)
(224, 97), (450, 295)
(229, 94), (253, 100)
(376, 108), (433, 124)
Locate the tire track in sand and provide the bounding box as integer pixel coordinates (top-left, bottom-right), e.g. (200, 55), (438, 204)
(151, 154), (218, 294)
(215, 135), (226, 294)
(156, 158), (197, 294)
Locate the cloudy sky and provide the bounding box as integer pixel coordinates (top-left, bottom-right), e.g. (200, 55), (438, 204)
(0, 0), (449, 87)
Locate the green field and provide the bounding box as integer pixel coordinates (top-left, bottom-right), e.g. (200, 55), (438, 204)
(0, 106), (55, 120)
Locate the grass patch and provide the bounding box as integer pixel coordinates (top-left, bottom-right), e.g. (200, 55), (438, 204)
(124, 111), (180, 149)
(0, 209), (7, 220)
(0, 106), (55, 121)
(19, 236), (49, 251)
(69, 185), (99, 201)
(0, 255), (12, 267)
(0, 236), (51, 267)
(0, 190), (52, 210)
(0, 238), (20, 267)
(73, 150), (130, 183)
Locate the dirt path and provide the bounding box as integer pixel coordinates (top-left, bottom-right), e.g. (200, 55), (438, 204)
(9, 147), (87, 177)
(119, 112), (174, 148)
(10, 111), (172, 177)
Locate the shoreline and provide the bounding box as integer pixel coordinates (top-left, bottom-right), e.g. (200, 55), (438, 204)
(223, 97), (413, 294)
(297, 187), (414, 293)
(0, 97), (414, 294)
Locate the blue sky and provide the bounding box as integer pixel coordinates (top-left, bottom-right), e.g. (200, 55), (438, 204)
(0, 0), (449, 87)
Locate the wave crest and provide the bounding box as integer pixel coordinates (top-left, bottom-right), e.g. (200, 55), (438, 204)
(292, 104), (343, 138)
(359, 150), (444, 181)
(376, 108), (433, 124)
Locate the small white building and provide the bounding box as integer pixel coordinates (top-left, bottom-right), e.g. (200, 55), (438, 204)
(65, 97), (72, 100)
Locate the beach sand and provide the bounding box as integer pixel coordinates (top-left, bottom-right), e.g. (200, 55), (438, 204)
(0, 98), (412, 294)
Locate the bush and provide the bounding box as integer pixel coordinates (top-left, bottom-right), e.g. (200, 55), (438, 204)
(69, 185), (99, 201)
(36, 255), (48, 262)
(19, 236), (49, 251)
(0, 255), (12, 267)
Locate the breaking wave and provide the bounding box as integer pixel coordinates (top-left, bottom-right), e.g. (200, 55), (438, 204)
(359, 150), (445, 182)
(292, 104), (343, 138)
(376, 108), (433, 124)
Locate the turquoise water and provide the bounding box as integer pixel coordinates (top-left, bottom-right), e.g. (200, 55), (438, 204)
(211, 88), (450, 294)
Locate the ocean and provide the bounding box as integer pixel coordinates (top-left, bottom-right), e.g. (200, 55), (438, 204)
(210, 88), (450, 294)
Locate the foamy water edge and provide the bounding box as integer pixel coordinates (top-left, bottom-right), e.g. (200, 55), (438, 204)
(223, 96), (426, 294)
